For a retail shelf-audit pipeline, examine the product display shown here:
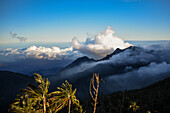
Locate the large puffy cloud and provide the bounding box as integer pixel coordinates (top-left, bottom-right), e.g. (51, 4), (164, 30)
(72, 26), (132, 59)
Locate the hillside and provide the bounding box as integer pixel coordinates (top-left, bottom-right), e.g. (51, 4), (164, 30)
(0, 71), (34, 113)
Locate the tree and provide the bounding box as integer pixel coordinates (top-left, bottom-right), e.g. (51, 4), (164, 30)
(10, 73), (52, 113)
(50, 80), (83, 113)
(21, 73), (51, 113)
(89, 73), (100, 113)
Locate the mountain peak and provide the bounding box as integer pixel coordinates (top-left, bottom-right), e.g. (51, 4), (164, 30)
(99, 46), (141, 61)
(58, 56), (96, 73)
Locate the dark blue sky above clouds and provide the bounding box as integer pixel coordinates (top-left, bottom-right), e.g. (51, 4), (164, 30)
(0, 0), (170, 44)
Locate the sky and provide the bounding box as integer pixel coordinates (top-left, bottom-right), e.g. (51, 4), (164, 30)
(0, 0), (170, 44)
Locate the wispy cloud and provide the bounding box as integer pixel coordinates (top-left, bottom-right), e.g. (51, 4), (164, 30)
(10, 32), (27, 43)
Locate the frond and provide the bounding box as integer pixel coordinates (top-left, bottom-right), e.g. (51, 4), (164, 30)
(57, 87), (68, 93)
(48, 91), (60, 97)
(21, 89), (39, 97)
(54, 98), (68, 113)
(45, 78), (50, 94)
(27, 84), (42, 95)
(34, 73), (43, 84)
(72, 88), (77, 96)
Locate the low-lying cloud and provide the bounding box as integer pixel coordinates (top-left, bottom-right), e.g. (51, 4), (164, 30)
(104, 61), (170, 93)
(0, 46), (77, 75)
(57, 45), (170, 78)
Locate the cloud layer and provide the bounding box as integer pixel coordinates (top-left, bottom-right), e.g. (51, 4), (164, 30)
(105, 61), (170, 93)
(0, 45), (79, 60)
(0, 46), (77, 75)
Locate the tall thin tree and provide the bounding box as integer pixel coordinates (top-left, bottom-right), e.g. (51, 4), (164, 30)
(19, 73), (50, 113)
(89, 73), (100, 113)
(51, 80), (83, 113)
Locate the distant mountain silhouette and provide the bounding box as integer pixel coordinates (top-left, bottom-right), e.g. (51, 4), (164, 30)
(53, 46), (147, 79)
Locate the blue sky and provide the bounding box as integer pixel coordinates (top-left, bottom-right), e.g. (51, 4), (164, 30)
(0, 0), (170, 44)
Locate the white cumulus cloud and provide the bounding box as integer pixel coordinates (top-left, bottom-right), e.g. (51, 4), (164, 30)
(72, 26), (132, 59)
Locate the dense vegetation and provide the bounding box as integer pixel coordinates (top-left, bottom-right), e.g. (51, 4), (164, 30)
(9, 73), (170, 113)
(82, 77), (170, 113)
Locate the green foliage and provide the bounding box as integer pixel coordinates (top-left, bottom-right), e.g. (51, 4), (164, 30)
(83, 77), (170, 113)
(9, 94), (36, 113)
(9, 73), (83, 113)
(50, 80), (83, 113)
(9, 73), (50, 113)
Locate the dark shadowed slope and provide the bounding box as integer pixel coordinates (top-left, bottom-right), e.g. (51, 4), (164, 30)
(82, 77), (170, 113)
(0, 71), (34, 113)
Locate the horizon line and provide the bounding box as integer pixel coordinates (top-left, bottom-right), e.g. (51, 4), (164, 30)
(0, 40), (170, 45)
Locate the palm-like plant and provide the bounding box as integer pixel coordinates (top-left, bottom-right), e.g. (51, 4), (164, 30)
(50, 80), (83, 113)
(19, 73), (50, 113)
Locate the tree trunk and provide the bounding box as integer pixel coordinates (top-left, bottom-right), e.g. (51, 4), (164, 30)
(93, 86), (99, 113)
(43, 94), (46, 113)
(68, 99), (71, 113)
(93, 100), (97, 113)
